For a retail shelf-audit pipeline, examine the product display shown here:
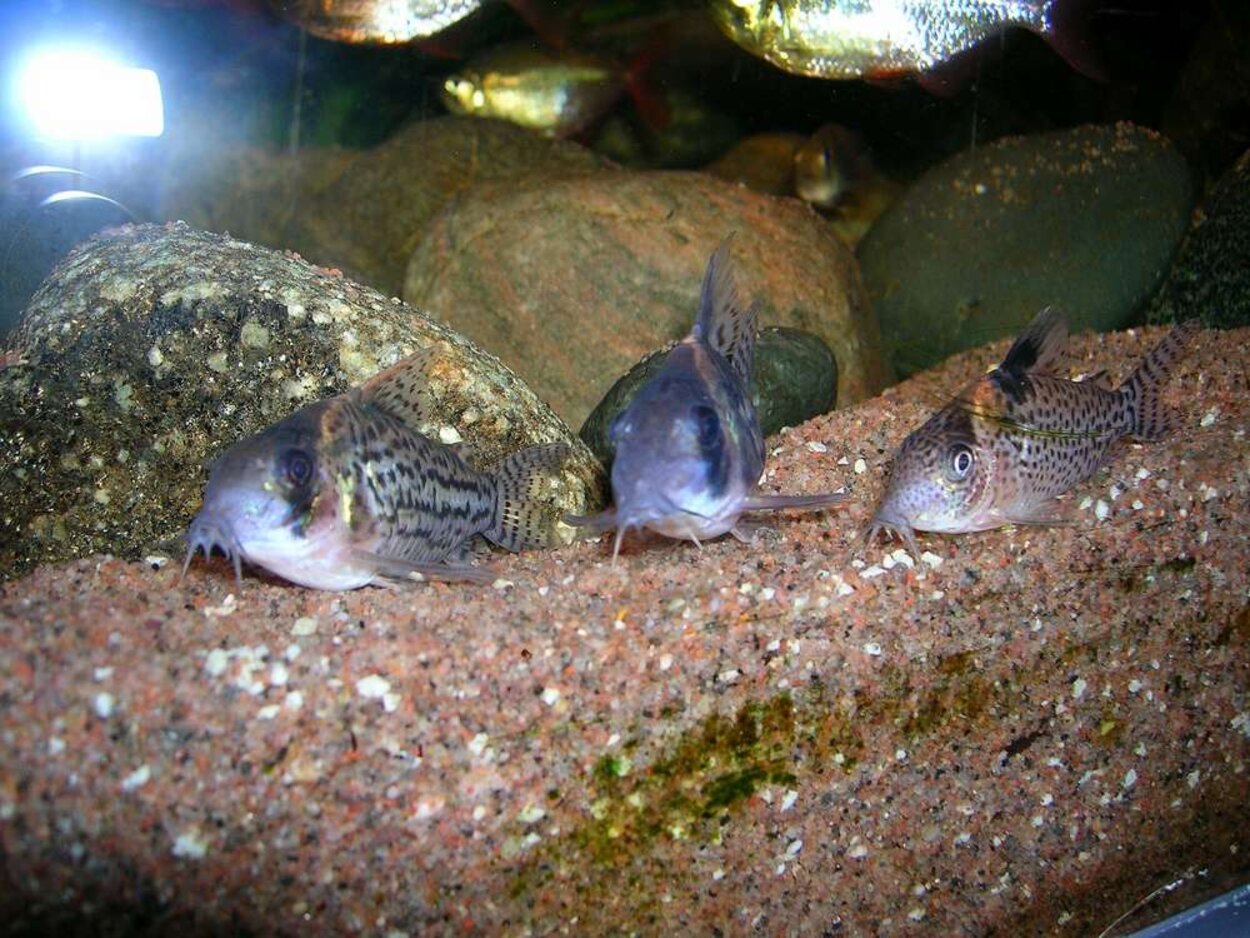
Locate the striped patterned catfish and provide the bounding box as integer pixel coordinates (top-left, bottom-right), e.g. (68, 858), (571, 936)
(184, 347), (568, 590)
(868, 308), (1199, 557)
(567, 238), (846, 557)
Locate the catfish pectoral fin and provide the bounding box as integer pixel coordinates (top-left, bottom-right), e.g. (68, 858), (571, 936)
(351, 550), (497, 585)
(741, 492), (848, 514)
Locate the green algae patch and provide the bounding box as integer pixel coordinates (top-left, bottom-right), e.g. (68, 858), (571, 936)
(577, 695), (798, 867)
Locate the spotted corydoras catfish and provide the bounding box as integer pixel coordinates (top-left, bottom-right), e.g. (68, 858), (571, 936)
(868, 309), (1199, 557)
(568, 239), (847, 557)
(184, 346), (569, 590)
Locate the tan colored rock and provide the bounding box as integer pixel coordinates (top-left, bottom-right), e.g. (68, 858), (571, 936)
(404, 169), (891, 425)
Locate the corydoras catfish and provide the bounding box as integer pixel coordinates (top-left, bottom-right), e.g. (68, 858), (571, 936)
(184, 347), (568, 590)
(868, 309), (1199, 557)
(568, 239), (846, 556)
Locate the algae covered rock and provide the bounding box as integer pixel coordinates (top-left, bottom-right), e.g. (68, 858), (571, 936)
(404, 170), (890, 425)
(580, 326), (836, 468)
(0, 222), (603, 579)
(859, 123), (1194, 376)
(1147, 147), (1250, 329)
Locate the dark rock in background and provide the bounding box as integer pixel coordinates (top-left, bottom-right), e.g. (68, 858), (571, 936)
(580, 325), (836, 469)
(858, 123), (1194, 377)
(0, 222), (602, 579)
(404, 169), (890, 425)
(1147, 147), (1250, 329)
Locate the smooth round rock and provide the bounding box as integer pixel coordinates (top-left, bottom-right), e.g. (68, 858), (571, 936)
(1147, 147), (1250, 329)
(290, 117), (610, 295)
(859, 123), (1194, 376)
(404, 169), (890, 426)
(162, 118), (610, 298)
(579, 326), (836, 468)
(0, 222), (603, 579)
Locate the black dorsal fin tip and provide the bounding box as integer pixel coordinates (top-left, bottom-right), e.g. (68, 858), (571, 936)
(1000, 307), (1069, 377)
(693, 234), (758, 384)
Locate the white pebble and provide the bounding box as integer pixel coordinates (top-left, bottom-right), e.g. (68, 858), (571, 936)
(291, 617), (318, 636)
(863, 642), (883, 657)
(93, 692), (115, 719)
(1094, 499), (1111, 521)
(121, 764), (151, 792)
(172, 828), (209, 860)
(806, 440), (828, 454)
(853, 458), (868, 474)
(920, 551), (944, 569)
(1200, 409), (1217, 427)
(356, 674), (392, 699)
(1123, 769), (1138, 789)
(860, 565), (886, 579)
(781, 790), (798, 812)
(1071, 678), (1088, 700)
(540, 687), (561, 707)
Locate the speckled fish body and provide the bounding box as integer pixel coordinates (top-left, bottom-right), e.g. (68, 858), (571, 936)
(711, 0), (1054, 79)
(869, 309), (1199, 556)
(184, 350), (567, 590)
(569, 240), (846, 555)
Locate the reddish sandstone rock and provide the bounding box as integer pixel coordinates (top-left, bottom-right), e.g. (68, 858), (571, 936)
(404, 170), (891, 425)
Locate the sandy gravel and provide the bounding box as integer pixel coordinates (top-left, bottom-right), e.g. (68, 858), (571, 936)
(1, 324), (1247, 936)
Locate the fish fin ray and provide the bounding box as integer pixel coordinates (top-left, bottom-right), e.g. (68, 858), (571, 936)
(694, 236), (758, 385)
(1120, 320), (1200, 441)
(354, 343), (445, 430)
(352, 549), (496, 585)
(1000, 500), (1075, 527)
(742, 492), (847, 514)
(999, 307), (1068, 377)
(564, 508), (619, 534)
(486, 443), (572, 551)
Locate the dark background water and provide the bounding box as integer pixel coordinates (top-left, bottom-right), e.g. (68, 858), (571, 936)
(0, 0), (1243, 338)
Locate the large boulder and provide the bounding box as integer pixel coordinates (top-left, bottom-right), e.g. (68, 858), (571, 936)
(858, 123), (1194, 376)
(1147, 147), (1250, 329)
(0, 222), (602, 578)
(404, 169), (891, 425)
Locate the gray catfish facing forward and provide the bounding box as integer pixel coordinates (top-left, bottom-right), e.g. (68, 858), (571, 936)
(868, 309), (1199, 557)
(568, 238), (847, 556)
(184, 346), (569, 590)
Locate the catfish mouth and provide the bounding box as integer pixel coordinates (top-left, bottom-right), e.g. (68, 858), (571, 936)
(182, 512), (246, 586)
(864, 504), (921, 559)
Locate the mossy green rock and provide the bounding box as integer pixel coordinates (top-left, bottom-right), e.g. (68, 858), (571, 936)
(859, 123), (1193, 376)
(0, 222), (603, 579)
(580, 326), (836, 468)
(1147, 147), (1250, 329)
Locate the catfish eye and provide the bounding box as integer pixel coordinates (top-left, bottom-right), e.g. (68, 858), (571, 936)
(608, 410), (630, 443)
(279, 448), (314, 488)
(691, 404), (720, 449)
(946, 443), (975, 481)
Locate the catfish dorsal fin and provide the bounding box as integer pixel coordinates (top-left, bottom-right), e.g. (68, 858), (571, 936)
(353, 343), (444, 429)
(693, 236), (759, 385)
(999, 307), (1069, 377)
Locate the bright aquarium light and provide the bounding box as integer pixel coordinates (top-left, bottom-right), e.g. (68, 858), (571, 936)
(16, 48), (164, 140)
